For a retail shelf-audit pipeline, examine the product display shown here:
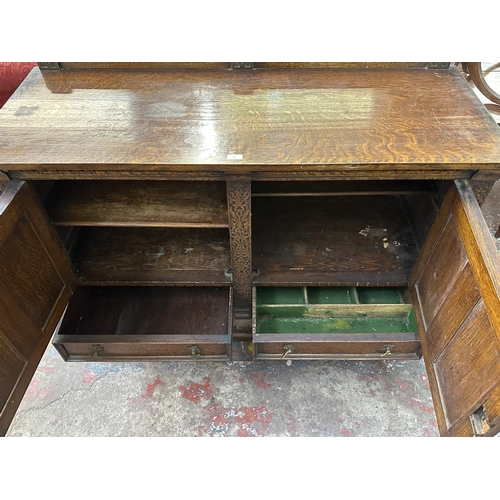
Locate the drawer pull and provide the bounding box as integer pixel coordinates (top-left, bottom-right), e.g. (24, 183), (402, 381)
(188, 345), (201, 357)
(282, 344), (296, 358)
(91, 345), (104, 358)
(381, 344), (395, 357)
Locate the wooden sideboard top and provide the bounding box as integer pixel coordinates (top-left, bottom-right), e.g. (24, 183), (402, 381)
(1, 65), (500, 171)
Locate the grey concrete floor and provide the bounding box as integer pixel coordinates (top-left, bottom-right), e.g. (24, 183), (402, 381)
(6, 184), (500, 438)
(7, 343), (438, 437)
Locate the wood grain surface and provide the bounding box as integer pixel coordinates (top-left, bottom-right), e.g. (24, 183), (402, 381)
(44, 180), (229, 227)
(1, 66), (500, 170)
(61, 286), (230, 335)
(410, 180), (500, 436)
(252, 195), (421, 285)
(0, 182), (74, 436)
(71, 227), (231, 285)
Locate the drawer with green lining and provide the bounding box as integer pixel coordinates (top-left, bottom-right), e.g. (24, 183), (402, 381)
(251, 286), (420, 360)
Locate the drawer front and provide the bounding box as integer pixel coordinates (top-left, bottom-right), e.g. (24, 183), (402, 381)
(252, 286), (420, 360)
(54, 335), (231, 361)
(253, 336), (420, 360)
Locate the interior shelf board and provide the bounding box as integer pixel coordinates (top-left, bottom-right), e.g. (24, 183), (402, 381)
(45, 180), (229, 227)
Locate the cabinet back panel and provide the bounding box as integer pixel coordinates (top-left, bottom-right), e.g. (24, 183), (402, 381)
(71, 227), (231, 284)
(253, 196), (419, 285)
(44, 181), (229, 228)
(61, 287), (230, 335)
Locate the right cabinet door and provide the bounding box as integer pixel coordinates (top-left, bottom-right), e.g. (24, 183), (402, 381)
(410, 180), (500, 437)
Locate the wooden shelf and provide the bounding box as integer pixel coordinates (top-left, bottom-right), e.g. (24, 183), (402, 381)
(45, 181), (229, 227)
(71, 227), (231, 285)
(252, 196), (420, 286)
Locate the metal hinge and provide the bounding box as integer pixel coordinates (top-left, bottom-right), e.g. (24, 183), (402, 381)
(38, 62), (62, 71)
(470, 405), (491, 436)
(231, 62), (254, 70)
(427, 62), (452, 70)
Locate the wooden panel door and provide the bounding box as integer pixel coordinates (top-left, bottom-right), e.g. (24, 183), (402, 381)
(410, 180), (500, 436)
(0, 181), (74, 436)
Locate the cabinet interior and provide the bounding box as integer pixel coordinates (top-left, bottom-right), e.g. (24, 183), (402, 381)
(59, 286), (231, 336)
(32, 179), (444, 344)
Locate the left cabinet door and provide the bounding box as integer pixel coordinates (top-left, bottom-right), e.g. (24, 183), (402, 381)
(0, 181), (75, 436)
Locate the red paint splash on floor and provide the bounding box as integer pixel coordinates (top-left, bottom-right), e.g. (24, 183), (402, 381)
(179, 377), (213, 404)
(429, 418), (438, 428)
(83, 368), (99, 385)
(201, 402), (273, 436)
(340, 428), (353, 437)
(361, 374), (376, 386)
(25, 377), (50, 400)
(38, 387), (50, 399)
(419, 373), (430, 388)
(142, 375), (165, 398)
(249, 372), (271, 389)
(423, 427), (431, 437)
(37, 366), (55, 375)
(409, 398), (435, 413)
(395, 377), (409, 391)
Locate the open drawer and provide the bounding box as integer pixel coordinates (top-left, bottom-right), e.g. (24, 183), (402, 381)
(53, 286), (232, 361)
(252, 286), (420, 360)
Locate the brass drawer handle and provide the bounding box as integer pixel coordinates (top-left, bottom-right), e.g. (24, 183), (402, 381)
(381, 344), (395, 357)
(91, 344), (104, 358)
(282, 344), (296, 358)
(188, 345), (201, 357)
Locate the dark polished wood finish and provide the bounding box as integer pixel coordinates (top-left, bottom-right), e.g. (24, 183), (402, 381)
(0, 182), (74, 436)
(2, 66), (500, 171)
(2, 64), (500, 437)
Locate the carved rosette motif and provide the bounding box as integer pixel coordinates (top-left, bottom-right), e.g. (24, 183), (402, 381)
(226, 176), (252, 308)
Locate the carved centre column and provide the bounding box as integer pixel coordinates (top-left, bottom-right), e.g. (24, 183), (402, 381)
(226, 174), (252, 314)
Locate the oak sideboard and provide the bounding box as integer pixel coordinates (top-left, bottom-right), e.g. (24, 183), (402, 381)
(1, 62), (500, 437)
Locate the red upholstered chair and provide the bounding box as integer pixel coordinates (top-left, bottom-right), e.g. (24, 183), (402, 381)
(0, 63), (37, 192)
(0, 62), (37, 108)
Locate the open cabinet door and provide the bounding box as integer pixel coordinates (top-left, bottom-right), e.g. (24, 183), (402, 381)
(410, 180), (500, 437)
(0, 182), (74, 436)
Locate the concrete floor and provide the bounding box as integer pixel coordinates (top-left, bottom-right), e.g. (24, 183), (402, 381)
(6, 184), (500, 437)
(7, 344), (438, 437)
